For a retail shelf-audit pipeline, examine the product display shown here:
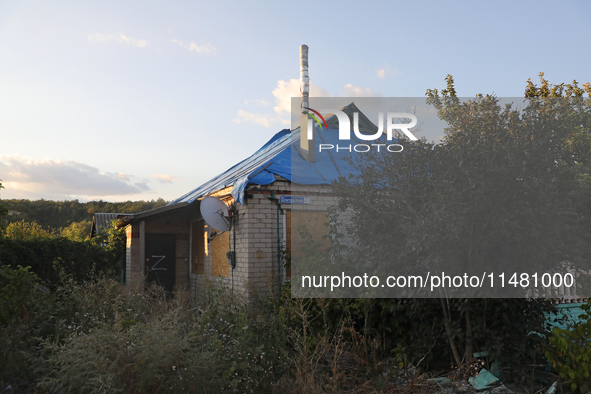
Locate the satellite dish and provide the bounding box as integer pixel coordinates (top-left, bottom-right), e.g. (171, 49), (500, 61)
(200, 196), (232, 232)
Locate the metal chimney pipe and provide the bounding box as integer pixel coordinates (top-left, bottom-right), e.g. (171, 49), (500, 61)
(300, 44), (309, 112)
(299, 44), (315, 161)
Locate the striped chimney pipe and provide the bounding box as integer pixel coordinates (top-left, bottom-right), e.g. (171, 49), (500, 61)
(299, 44), (315, 161)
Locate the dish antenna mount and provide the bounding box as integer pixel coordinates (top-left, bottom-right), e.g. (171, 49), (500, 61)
(200, 196), (232, 232)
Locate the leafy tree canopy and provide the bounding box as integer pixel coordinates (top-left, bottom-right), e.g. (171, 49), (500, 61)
(331, 74), (591, 297)
(327, 74), (591, 381)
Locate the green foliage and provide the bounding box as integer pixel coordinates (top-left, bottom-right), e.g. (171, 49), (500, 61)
(0, 265), (40, 325)
(105, 219), (126, 252)
(321, 74), (589, 388)
(0, 217), (123, 285)
(1, 272), (417, 393)
(0, 237), (119, 283)
(422, 76), (590, 278)
(60, 219), (92, 241)
(292, 226), (558, 388)
(525, 72), (591, 98)
(1, 198), (168, 231)
(0, 276), (289, 393)
(545, 301), (591, 393)
(0, 264), (48, 390)
(37, 282), (227, 394)
(3, 219), (56, 240)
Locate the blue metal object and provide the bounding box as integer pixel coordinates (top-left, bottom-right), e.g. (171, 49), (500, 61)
(547, 302), (587, 330)
(468, 368), (500, 390)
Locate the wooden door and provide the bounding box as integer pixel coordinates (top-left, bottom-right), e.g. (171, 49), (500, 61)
(145, 234), (176, 292)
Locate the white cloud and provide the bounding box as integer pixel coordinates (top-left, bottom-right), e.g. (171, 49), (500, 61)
(271, 79), (332, 115)
(88, 33), (149, 48)
(341, 83), (381, 97)
(235, 79), (380, 128)
(153, 174), (179, 184)
(375, 65), (400, 79)
(171, 39), (216, 54)
(0, 155), (151, 199)
(233, 110), (276, 127)
(244, 99), (270, 107)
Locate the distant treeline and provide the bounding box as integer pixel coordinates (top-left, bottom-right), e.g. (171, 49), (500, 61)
(1, 198), (168, 230)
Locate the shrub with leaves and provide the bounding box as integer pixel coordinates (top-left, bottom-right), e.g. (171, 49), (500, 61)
(0, 264), (40, 325)
(0, 264), (45, 391)
(33, 277), (289, 393)
(0, 236), (119, 283)
(545, 301), (591, 393)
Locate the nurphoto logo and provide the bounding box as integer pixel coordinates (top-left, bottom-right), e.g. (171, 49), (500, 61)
(302, 107), (418, 153)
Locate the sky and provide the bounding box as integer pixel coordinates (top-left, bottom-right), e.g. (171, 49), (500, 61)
(1, 0), (590, 202)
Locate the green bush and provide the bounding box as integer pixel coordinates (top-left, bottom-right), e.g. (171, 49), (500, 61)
(1, 266), (556, 393)
(0, 265), (47, 391)
(3, 220), (56, 240)
(0, 265), (40, 325)
(0, 237), (118, 283)
(545, 301), (591, 393)
(33, 277), (289, 393)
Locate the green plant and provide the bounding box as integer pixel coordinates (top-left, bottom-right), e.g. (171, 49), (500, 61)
(30, 276), (291, 393)
(0, 264), (45, 391)
(3, 220), (56, 240)
(0, 264), (40, 325)
(0, 236), (120, 284)
(545, 301), (591, 393)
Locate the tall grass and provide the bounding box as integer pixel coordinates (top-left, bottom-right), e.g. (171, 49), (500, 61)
(31, 277), (289, 393)
(2, 271), (419, 393)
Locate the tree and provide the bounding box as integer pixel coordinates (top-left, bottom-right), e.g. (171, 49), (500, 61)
(60, 220), (92, 242)
(3, 220), (55, 240)
(329, 74), (591, 382)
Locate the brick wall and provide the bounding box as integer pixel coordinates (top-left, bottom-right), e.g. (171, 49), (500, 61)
(125, 223), (141, 286)
(125, 181), (341, 301)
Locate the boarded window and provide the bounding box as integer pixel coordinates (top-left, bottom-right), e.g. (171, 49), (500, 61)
(286, 211), (291, 278)
(286, 210), (330, 278)
(191, 220), (206, 275)
(211, 231), (230, 277)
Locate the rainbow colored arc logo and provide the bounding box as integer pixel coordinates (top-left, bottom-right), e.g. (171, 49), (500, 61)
(304, 107), (328, 131)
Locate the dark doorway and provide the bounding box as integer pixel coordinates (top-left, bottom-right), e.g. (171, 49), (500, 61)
(145, 234), (176, 292)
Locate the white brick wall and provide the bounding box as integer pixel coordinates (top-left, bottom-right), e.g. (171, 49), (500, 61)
(125, 180), (342, 300)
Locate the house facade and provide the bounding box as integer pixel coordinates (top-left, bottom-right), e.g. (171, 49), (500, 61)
(120, 104), (369, 297)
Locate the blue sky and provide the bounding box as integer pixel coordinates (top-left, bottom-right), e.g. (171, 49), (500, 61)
(1, 0), (590, 202)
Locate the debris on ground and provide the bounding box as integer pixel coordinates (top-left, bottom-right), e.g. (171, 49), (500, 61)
(545, 381), (557, 394)
(468, 368), (501, 390)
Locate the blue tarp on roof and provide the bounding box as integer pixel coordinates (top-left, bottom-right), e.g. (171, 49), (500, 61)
(169, 127), (354, 206)
(170, 105), (390, 206)
(169, 129), (293, 206)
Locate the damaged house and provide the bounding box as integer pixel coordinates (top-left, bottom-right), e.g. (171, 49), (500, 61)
(119, 100), (376, 297)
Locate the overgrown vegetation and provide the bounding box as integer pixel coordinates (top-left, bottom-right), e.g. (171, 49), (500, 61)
(1, 266), (575, 393)
(1, 75), (589, 392)
(0, 219), (126, 283)
(545, 301), (591, 393)
(0, 272), (411, 393)
(322, 74), (591, 374)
